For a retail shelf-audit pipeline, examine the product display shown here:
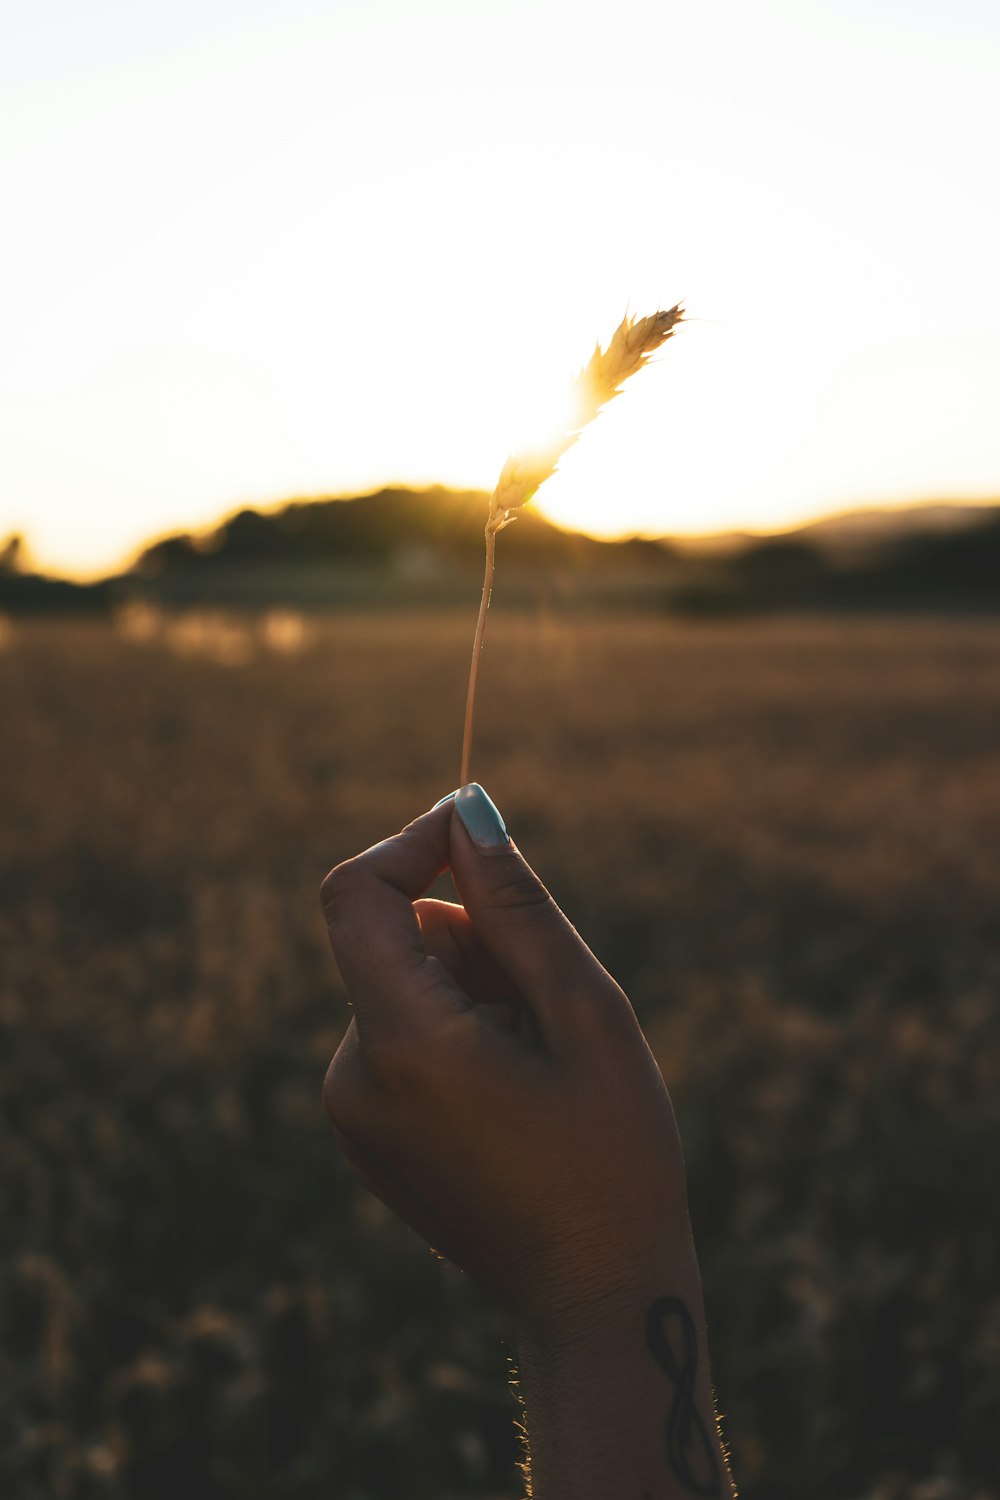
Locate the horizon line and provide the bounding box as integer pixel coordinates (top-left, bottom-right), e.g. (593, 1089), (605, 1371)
(10, 486), (1000, 585)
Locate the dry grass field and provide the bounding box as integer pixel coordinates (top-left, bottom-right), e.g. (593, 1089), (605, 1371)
(1, 610), (998, 1500)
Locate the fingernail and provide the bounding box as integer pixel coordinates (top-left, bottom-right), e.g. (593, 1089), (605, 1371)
(432, 790), (458, 809)
(454, 783), (509, 848)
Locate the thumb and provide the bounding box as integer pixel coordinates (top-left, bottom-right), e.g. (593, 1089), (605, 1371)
(447, 783), (625, 1050)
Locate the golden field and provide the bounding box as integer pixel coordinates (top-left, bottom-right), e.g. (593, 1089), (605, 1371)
(1, 610), (998, 1499)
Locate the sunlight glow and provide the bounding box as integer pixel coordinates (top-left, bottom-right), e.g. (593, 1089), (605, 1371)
(2, 0), (999, 575)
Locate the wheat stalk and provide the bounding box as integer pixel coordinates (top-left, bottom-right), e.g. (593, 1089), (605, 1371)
(459, 303), (684, 786)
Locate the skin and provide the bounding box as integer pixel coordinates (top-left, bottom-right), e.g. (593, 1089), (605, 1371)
(321, 796), (735, 1498)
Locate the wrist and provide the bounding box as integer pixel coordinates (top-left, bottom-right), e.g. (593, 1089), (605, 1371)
(512, 1217), (703, 1350)
(512, 1262), (734, 1499)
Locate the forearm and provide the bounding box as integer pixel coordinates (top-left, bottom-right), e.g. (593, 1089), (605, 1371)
(514, 1252), (734, 1499)
(321, 793), (736, 1493)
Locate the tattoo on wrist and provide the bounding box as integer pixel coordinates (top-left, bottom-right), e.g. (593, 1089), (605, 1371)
(646, 1297), (722, 1496)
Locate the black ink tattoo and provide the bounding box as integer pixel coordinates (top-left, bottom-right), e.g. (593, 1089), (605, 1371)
(646, 1297), (721, 1496)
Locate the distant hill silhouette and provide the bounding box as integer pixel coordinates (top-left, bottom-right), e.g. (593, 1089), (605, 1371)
(121, 487), (675, 608)
(782, 501), (1000, 555)
(671, 507), (1000, 613)
(133, 486), (669, 576)
(1, 490), (997, 613)
(670, 501), (1000, 561)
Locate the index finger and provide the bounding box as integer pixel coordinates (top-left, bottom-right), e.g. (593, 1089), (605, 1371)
(321, 801), (465, 1039)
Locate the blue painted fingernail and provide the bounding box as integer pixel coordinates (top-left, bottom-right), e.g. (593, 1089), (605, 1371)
(432, 790), (458, 809)
(454, 783), (509, 848)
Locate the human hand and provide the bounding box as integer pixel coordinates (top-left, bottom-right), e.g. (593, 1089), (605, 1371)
(320, 784), (698, 1344)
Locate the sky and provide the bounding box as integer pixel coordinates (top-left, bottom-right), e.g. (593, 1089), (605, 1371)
(2, 0), (999, 578)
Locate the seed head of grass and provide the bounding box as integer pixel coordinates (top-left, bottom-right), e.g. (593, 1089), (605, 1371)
(460, 302), (685, 785)
(487, 303), (684, 536)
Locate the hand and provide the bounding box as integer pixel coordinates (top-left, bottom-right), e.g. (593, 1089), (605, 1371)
(320, 784), (695, 1341)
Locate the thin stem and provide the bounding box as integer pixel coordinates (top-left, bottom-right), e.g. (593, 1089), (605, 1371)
(460, 524), (497, 787)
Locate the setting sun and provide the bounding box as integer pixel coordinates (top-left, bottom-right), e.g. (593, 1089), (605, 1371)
(2, 0), (998, 576)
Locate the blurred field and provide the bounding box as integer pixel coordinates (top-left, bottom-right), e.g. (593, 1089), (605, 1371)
(1, 609), (998, 1500)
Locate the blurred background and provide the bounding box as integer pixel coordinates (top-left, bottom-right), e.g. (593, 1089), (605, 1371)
(2, 2), (999, 1497)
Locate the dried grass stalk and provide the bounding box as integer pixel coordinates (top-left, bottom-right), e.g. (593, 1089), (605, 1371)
(459, 304), (684, 786)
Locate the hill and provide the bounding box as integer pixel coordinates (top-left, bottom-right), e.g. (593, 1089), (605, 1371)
(1, 489), (997, 613)
(123, 487), (676, 609)
(671, 501), (1000, 561)
(126, 488), (1000, 612)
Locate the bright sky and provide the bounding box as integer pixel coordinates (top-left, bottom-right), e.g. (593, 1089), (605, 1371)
(2, 0), (999, 577)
